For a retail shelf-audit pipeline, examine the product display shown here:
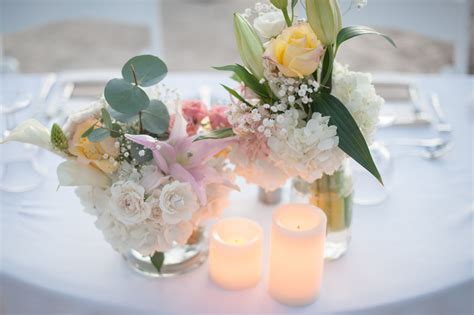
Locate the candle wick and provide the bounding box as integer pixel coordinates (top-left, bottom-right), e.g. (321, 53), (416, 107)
(297, 225), (300, 229)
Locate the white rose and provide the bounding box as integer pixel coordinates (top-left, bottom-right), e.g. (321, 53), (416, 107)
(159, 181), (199, 224)
(110, 180), (151, 225)
(253, 11), (286, 39)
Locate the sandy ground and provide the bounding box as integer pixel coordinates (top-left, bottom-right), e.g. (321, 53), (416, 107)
(2, 0), (473, 74)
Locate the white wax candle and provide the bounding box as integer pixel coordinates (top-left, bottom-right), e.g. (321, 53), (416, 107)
(268, 204), (327, 306)
(209, 217), (263, 290)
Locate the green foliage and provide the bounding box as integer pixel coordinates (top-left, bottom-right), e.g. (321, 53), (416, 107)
(101, 108), (113, 129)
(195, 128), (235, 141)
(141, 100), (170, 135)
(336, 26), (396, 49)
(214, 65), (270, 100)
(104, 79), (150, 115)
(122, 55), (168, 87)
(150, 251), (165, 273)
(312, 93), (383, 185)
(110, 123), (123, 138)
(270, 0), (288, 9)
(87, 128), (110, 143)
(50, 123), (68, 151)
(221, 84), (252, 107)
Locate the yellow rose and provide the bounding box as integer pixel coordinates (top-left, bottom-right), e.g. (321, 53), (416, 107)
(264, 23), (324, 78)
(68, 118), (119, 174)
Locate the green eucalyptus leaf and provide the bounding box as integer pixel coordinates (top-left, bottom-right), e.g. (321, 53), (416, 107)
(101, 108), (113, 129)
(221, 84), (252, 107)
(87, 128), (110, 143)
(141, 100), (170, 135)
(214, 64), (270, 100)
(311, 93), (383, 185)
(104, 79), (150, 115)
(81, 125), (96, 138)
(122, 55), (168, 87)
(194, 128), (235, 141)
(336, 26), (396, 49)
(130, 142), (153, 163)
(109, 108), (138, 123)
(150, 251), (165, 273)
(110, 123), (123, 138)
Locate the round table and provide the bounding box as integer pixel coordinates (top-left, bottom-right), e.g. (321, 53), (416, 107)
(1, 73), (473, 314)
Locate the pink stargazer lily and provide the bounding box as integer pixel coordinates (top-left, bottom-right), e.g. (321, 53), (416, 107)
(125, 112), (237, 205)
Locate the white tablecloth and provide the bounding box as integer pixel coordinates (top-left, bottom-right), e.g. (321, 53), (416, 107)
(1, 72), (473, 314)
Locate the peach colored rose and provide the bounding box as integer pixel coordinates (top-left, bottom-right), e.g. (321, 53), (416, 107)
(68, 118), (119, 174)
(264, 23), (324, 78)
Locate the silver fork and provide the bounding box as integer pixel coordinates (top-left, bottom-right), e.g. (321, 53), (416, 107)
(429, 93), (452, 133)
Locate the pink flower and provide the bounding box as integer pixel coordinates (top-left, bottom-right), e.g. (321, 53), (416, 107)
(169, 100), (208, 136)
(208, 105), (231, 130)
(126, 111), (238, 205)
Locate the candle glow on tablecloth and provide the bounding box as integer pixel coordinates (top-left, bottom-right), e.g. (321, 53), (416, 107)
(268, 204), (327, 306)
(209, 217), (263, 290)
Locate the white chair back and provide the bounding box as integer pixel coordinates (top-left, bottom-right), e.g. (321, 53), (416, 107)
(0, 0), (164, 56)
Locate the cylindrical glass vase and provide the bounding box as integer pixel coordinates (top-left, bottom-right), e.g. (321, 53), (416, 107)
(123, 227), (208, 277)
(290, 163), (354, 260)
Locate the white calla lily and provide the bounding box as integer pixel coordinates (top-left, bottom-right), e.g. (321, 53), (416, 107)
(57, 160), (110, 188)
(1, 119), (53, 152)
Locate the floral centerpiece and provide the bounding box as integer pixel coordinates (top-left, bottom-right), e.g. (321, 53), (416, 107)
(3, 55), (237, 274)
(212, 0), (395, 258)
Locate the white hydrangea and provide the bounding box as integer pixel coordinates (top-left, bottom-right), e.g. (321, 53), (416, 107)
(267, 111), (345, 182)
(75, 186), (110, 216)
(95, 212), (131, 253)
(332, 62), (384, 143)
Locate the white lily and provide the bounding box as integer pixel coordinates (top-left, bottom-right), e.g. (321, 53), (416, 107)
(57, 160), (110, 188)
(1, 119), (54, 152)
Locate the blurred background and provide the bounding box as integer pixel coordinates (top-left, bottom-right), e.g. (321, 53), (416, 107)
(1, 0), (473, 74)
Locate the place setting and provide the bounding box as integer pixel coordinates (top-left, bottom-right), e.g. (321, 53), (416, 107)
(1, 0), (473, 314)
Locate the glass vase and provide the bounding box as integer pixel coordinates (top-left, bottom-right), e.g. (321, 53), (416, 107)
(123, 227), (208, 277)
(290, 162), (354, 260)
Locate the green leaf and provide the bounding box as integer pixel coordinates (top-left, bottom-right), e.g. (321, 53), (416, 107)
(109, 108), (138, 123)
(110, 123), (123, 138)
(130, 142), (153, 163)
(336, 26), (396, 49)
(87, 128), (110, 143)
(214, 64), (270, 100)
(312, 93), (383, 185)
(101, 108), (113, 129)
(221, 84), (252, 107)
(150, 251), (165, 273)
(194, 128), (235, 141)
(81, 125), (96, 138)
(104, 79), (150, 115)
(320, 45), (334, 92)
(230, 73), (243, 83)
(141, 100), (170, 135)
(291, 0), (298, 8)
(122, 55), (168, 87)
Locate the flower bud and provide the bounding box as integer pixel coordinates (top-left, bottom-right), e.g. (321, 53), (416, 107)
(51, 123), (68, 151)
(306, 0), (342, 46)
(270, 0), (288, 10)
(234, 13), (265, 79)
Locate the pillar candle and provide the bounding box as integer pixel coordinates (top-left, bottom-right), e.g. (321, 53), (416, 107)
(209, 217), (263, 290)
(268, 204), (327, 306)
